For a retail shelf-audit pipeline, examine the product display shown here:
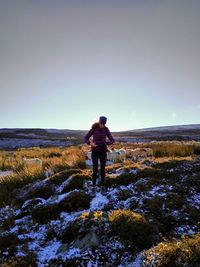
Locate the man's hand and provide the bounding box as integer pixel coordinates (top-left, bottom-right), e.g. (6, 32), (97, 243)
(90, 141), (97, 147)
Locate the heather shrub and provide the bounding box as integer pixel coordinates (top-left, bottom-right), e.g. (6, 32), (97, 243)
(109, 209), (159, 249)
(32, 203), (60, 224)
(58, 190), (91, 212)
(61, 173), (91, 193)
(143, 233), (200, 267)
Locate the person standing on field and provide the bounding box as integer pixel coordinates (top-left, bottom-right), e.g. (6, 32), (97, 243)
(84, 116), (115, 194)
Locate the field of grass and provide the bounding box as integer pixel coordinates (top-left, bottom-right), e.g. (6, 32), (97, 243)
(0, 141), (200, 266)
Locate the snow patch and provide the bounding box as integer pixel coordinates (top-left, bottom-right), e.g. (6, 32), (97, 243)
(37, 239), (61, 267)
(187, 193), (200, 208)
(90, 192), (109, 211)
(0, 170), (14, 177)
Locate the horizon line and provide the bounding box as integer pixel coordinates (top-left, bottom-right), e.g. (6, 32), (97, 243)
(0, 123), (200, 132)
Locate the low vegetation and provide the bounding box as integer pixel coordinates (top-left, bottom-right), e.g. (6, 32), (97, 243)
(0, 146), (86, 207)
(0, 141), (200, 266)
(58, 190), (91, 212)
(109, 209), (159, 249)
(143, 233), (200, 267)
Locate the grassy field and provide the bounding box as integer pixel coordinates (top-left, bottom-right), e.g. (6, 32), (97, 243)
(0, 141), (200, 266)
(0, 141), (199, 208)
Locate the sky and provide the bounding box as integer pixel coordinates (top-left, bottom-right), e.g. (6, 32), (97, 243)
(0, 0), (200, 132)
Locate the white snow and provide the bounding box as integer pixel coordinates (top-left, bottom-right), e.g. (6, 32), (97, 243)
(10, 225), (19, 234)
(175, 225), (196, 236)
(40, 189), (79, 206)
(19, 225), (46, 244)
(129, 168), (138, 174)
(0, 170), (14, 178)
(116, 168), (126, 175)
(21, 198), (45, 210)
(90, 192), (109, 211)
(38, 242), (81, 266)
(0, 138), (73, 149)
(56, 176), (73, 194)
(146, 185), (169, 198)
(16, 250), (27, 257)
(37, 239), (61, 267)
(118, 252), (144, 267)
(60, 209), (89, 222)
(187, 193), (200, 208)
(60, 247), (81, 260)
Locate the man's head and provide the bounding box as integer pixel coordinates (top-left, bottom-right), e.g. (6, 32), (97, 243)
(99, 116), (107, 127)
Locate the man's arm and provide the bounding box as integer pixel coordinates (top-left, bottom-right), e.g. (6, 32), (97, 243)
(105, 127), (115, 145)
(84, 128), (94, 145)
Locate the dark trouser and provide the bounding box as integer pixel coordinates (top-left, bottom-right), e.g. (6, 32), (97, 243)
(91, 150), (107, 187)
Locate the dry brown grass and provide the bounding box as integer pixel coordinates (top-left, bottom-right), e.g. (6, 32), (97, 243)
(0, 146), (86, 207)
(143, 233), (200, 267)
(0, 141), (198, 207)
(109, 141), (197, 158)
(0, 145), (86, 172)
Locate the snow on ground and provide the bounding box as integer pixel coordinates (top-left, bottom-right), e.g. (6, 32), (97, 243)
(14, 208), (90, 266)
(187, 193), (200, 208)
(174, 225), (196, 236)
(37, 239), (61, 267)
(58, 247), (81, 261)
(55, 176), (73, 193)
(129, 168), (138, 174)
(0, 170), (14, 178)
(35, 189), (81, 206)
(0, 138), (73, 149)
(145, 185), (168, 198)
(90, 192), (109, 211)
(118, 252), (144, 267)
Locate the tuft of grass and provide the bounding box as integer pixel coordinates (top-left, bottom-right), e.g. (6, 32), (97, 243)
(32, 203), (60, 224)
(109, 209), (159, 249)
(0, 252), (37, 267)
(106, 172), (137, 187)
(143, 233), (200, 267)
(48, 169), (82, 185)
(61, 173), (91, 193)
(58, 222), (80, 244)
(0, 233), (19, 258)
(0, 168), (45, 208)
(1, 215), (15, 231)
(116, 189), (133, 201)
(58, 190), (91, 212)
(11, 183), (55, 207)
(193, 143), (200, 155)
(148, 142), (194, 158)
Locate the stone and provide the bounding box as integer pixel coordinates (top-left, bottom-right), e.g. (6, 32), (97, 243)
(73, 231), (99, 249)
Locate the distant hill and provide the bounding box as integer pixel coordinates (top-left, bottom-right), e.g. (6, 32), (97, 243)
(0, 124), (200, 149)
(115, 124), (200, 142)
(0, 128), (85, 149)
(124, 124), (200, 133)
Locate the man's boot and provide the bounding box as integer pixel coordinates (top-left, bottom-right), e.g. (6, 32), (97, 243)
(92, 186), (96, 197)
(101, 186), (106, 195)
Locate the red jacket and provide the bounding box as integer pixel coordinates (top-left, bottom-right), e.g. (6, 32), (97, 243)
(84, 126), (115, 151)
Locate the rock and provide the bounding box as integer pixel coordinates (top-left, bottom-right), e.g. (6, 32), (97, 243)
(21, 198), (45, 212)
(56, 243), (69, 254)
(10, 181), (54, 207)
(73, 231), (99, 249)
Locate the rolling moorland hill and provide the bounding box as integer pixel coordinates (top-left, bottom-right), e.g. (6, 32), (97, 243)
(0, 124), (200, 149)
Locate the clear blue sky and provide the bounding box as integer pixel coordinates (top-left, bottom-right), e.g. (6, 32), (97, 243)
(0, 0), (200, 131)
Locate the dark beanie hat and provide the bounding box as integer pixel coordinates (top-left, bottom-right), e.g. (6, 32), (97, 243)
(99, 116), (107, 125)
